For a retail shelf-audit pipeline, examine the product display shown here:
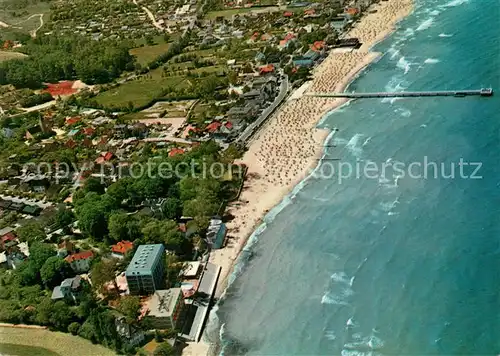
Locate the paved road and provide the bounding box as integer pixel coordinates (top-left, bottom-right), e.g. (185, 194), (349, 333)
(236, 74), (289, 145)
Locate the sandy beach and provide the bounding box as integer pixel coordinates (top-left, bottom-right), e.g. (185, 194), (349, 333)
(182, 1), (413, 354)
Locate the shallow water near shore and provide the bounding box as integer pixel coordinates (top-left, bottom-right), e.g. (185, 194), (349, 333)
(208, 0), (500, 354)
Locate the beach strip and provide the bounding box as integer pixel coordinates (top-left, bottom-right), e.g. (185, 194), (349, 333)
(182, 1), (414, 354)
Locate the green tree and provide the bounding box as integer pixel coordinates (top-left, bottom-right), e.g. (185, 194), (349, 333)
(55, 206), (75, 231)
(75, 194), (109, 240)
(90, 259), (118, 293)
(50, 301), (73, 330)
(34, 297), (53, 325)
(183, 197), (219, 220)
(16, 260), (39, 286)
(40, 256), (72, 288)
(68, 321), (81, 335)
(106, 177), (132, 204)
(29, 242), (56, 271)
(17, 221), (46, 243)
(145, 35), (155, 46)
(116, 295), (141, 324)
(108, 212), (141, 242)
(83, 177), (105, 195)
(141, 219), (184, 251)
(154, 342), (174, 356)
(161, 197), (182, 220)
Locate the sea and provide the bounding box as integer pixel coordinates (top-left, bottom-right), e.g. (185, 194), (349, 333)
(206, 0), (500, 354)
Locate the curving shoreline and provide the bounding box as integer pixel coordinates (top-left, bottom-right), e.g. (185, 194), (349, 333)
(182, 1), (414, 354)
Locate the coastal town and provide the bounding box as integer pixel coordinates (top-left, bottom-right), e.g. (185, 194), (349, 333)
(0, 0), (413, 355)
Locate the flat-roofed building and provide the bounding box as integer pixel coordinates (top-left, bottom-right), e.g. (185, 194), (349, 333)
(146, 288), (185, 330)
(126, 244), (165, 295)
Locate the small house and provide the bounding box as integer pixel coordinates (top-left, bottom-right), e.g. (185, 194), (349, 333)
(111, 240), (134, 259)
(51, 276), (82, 301)
(65, 250), (94, 273)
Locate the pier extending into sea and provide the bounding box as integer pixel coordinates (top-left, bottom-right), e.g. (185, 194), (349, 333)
(307, 88), (494, 99)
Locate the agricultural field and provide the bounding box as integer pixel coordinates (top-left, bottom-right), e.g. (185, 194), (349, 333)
(205, 8), (254, 19)
(94, 68), (189, 108)
(130, 42), (171, 66)
(0, 326), (114, 356)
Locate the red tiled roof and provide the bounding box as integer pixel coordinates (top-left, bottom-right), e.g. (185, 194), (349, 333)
(111, 241), (134, 255)
(312, 40), (325, 51)
(103, 152), (113, 161)
(65, 117), (81, 126)
(169, 148), (185, 157)
(283, 11), (293, 17)
(346, 7), (359, 15)
(65, 250), (93, 263)
(1, 232), (16, 242)
(224, 121), (233, 129)
(43, 81), (77, 97)
(259, 64), (275, 74)
(83, 127), (95, 136)
(206, 121), (222, 133)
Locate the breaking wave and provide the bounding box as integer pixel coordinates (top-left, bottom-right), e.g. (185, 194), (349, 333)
(443, 0), (469, 7)
(416, 17), (434, 31)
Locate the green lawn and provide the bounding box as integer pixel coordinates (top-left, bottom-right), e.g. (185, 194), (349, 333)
(130, 42), (172, 66)
(0, 343), (60, 356)
(0, 327), (114, 356)
(95, 69), (189, 108)
(205, 8), (253, 19)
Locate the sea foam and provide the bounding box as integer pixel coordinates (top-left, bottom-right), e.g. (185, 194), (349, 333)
(443, 0), (469, 7)
(321, 292), (349, 305)
(396, 56), (411, 74)
(416, 17), (434, 31)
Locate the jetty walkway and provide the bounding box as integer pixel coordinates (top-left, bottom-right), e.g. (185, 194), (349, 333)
(308, 88), (493, 99)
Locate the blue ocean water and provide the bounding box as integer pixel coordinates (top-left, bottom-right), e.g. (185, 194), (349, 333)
(208, 0), (500, 354)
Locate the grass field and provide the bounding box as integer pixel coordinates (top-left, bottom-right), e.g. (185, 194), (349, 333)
(205, 6), (280, 19)
(0, 0), (51, 34)
(0, 51), (26, 62)
(130, 42), (171, 66)
(0, 343), (60, 356)
(0, 327), (115, 356)
(205, 8), (253, 19)
(95, 68), (189, 108)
